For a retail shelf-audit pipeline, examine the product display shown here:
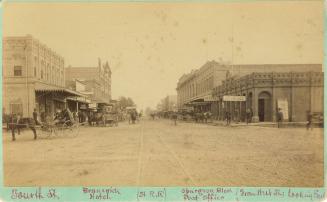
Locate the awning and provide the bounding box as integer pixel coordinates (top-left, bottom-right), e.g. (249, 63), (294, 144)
(66, 96), (91, 104)
(185, 99), (212, 106)
(186, 101), (212, 106)
(35, 89), (85, 97)
(35, 83), (85, 97)
(97, 102), (111, 106)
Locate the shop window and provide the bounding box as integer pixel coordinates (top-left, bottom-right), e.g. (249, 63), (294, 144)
(14, 66), (22, 76)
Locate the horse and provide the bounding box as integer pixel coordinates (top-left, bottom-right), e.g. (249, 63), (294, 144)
(203, 112), (212, 123)
(8, 115), (37, 141)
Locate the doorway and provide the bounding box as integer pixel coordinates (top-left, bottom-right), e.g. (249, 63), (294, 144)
(258, 99), (265, 121)
(258, 91), (272, 122)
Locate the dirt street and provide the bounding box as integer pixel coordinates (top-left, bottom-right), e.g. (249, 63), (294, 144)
(2, 119), (324, 187)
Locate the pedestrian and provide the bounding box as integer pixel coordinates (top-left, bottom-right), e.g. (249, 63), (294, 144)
(131, 110), (137, 124)
(234, 109), (239, 124)
(40, 110), (46, 123)
(276, 108), (283, 128)
(73, 111), (78, 122)
(78, 111), (82, 123)
(306, 110), (313, 131)
(225, 111), (231, 126)
(172, 112), (178, 126)
(33, 108), (41, 125)
(246, 108), (252, 124)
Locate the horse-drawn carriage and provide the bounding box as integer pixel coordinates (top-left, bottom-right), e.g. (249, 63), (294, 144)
(88, 105), (119, 127)
(102, 112), (119, 127)
(37, 109), (79, 138)
(6, 109), (79, 141)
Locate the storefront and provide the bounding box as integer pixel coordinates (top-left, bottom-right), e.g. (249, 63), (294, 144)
(35, 88), (85, 119)
(212, 71), (324, 122)
(66, 96), (91, 112)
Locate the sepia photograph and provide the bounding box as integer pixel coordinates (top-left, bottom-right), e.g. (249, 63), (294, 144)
(2, 1), (324, 188)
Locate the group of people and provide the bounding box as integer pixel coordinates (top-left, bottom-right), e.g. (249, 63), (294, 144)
(224, 108), (253, 126)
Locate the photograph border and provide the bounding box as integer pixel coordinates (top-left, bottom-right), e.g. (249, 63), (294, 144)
(0, 0), (325, 201)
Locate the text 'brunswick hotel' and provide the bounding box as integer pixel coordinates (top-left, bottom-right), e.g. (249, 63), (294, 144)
(176, 61), (323, 123)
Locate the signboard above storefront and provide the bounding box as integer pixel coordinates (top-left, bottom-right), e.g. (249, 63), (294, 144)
(79, 104), (87, 110)
(89, 103), (97, 109)
(223, 96), (246, 102)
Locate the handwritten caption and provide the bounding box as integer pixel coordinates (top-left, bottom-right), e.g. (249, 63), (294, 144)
(182, 187), (326, 202)
(9, 186), (325, 201)
(82, 187), (121, 200)
(137, 188), (167, 201)
(11, 187), (60, 200)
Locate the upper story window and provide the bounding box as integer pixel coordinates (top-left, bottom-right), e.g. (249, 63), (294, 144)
(14, 66), (22, 76)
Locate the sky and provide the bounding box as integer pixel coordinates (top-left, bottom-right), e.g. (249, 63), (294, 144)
(3, 1), (323, 110)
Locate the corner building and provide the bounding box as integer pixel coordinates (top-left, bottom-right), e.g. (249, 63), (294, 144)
(3, 35), (81, 117)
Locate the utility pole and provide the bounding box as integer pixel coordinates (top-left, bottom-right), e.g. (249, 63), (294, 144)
(231, 24), (234, 75)
(24, 43), (30, 117)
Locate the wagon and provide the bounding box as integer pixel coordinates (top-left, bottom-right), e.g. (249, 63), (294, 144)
(102, 112), (119, 127)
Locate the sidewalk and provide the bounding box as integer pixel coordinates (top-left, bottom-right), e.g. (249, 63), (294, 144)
(208, 120), (311, 128)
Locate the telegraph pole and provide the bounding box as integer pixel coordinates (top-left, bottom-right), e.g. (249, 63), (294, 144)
(24, 43), (30, 117)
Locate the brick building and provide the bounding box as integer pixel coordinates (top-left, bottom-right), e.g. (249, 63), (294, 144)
(3, 35), (82, 117)
(65, 59), (112, 107)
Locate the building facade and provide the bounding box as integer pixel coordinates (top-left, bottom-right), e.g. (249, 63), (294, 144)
(176, 61), (323, 115)
(3, 35), (80, 117)
(65, 79), (92, 112)
(65, 59), (112, 106)
(176, 61), (229, 111)
(212, 71), (324, 122)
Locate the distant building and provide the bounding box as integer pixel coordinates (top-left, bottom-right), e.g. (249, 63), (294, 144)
(176, 61), (322, 115)
(3, 35), (82, 117)
(65, 79), (92, 112)
(176, 61), (229, 111)
(65, 58), (112, 108)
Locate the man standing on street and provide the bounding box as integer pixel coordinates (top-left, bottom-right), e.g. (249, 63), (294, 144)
(306, 110), (313, 131)
(172, 111), (178, 126)
(277, 108), (283, 128)
(33, 108), (41, 125)
(246, 108), (252, 125)
(234, 109), (239, 124)
(225, 111), (231, 126)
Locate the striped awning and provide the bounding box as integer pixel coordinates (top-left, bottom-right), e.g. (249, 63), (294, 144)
(35, 88), (85, 97)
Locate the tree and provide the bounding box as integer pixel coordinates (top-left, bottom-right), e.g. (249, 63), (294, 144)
(145, 107), (153, 116)
(117, 96), (136, 109)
